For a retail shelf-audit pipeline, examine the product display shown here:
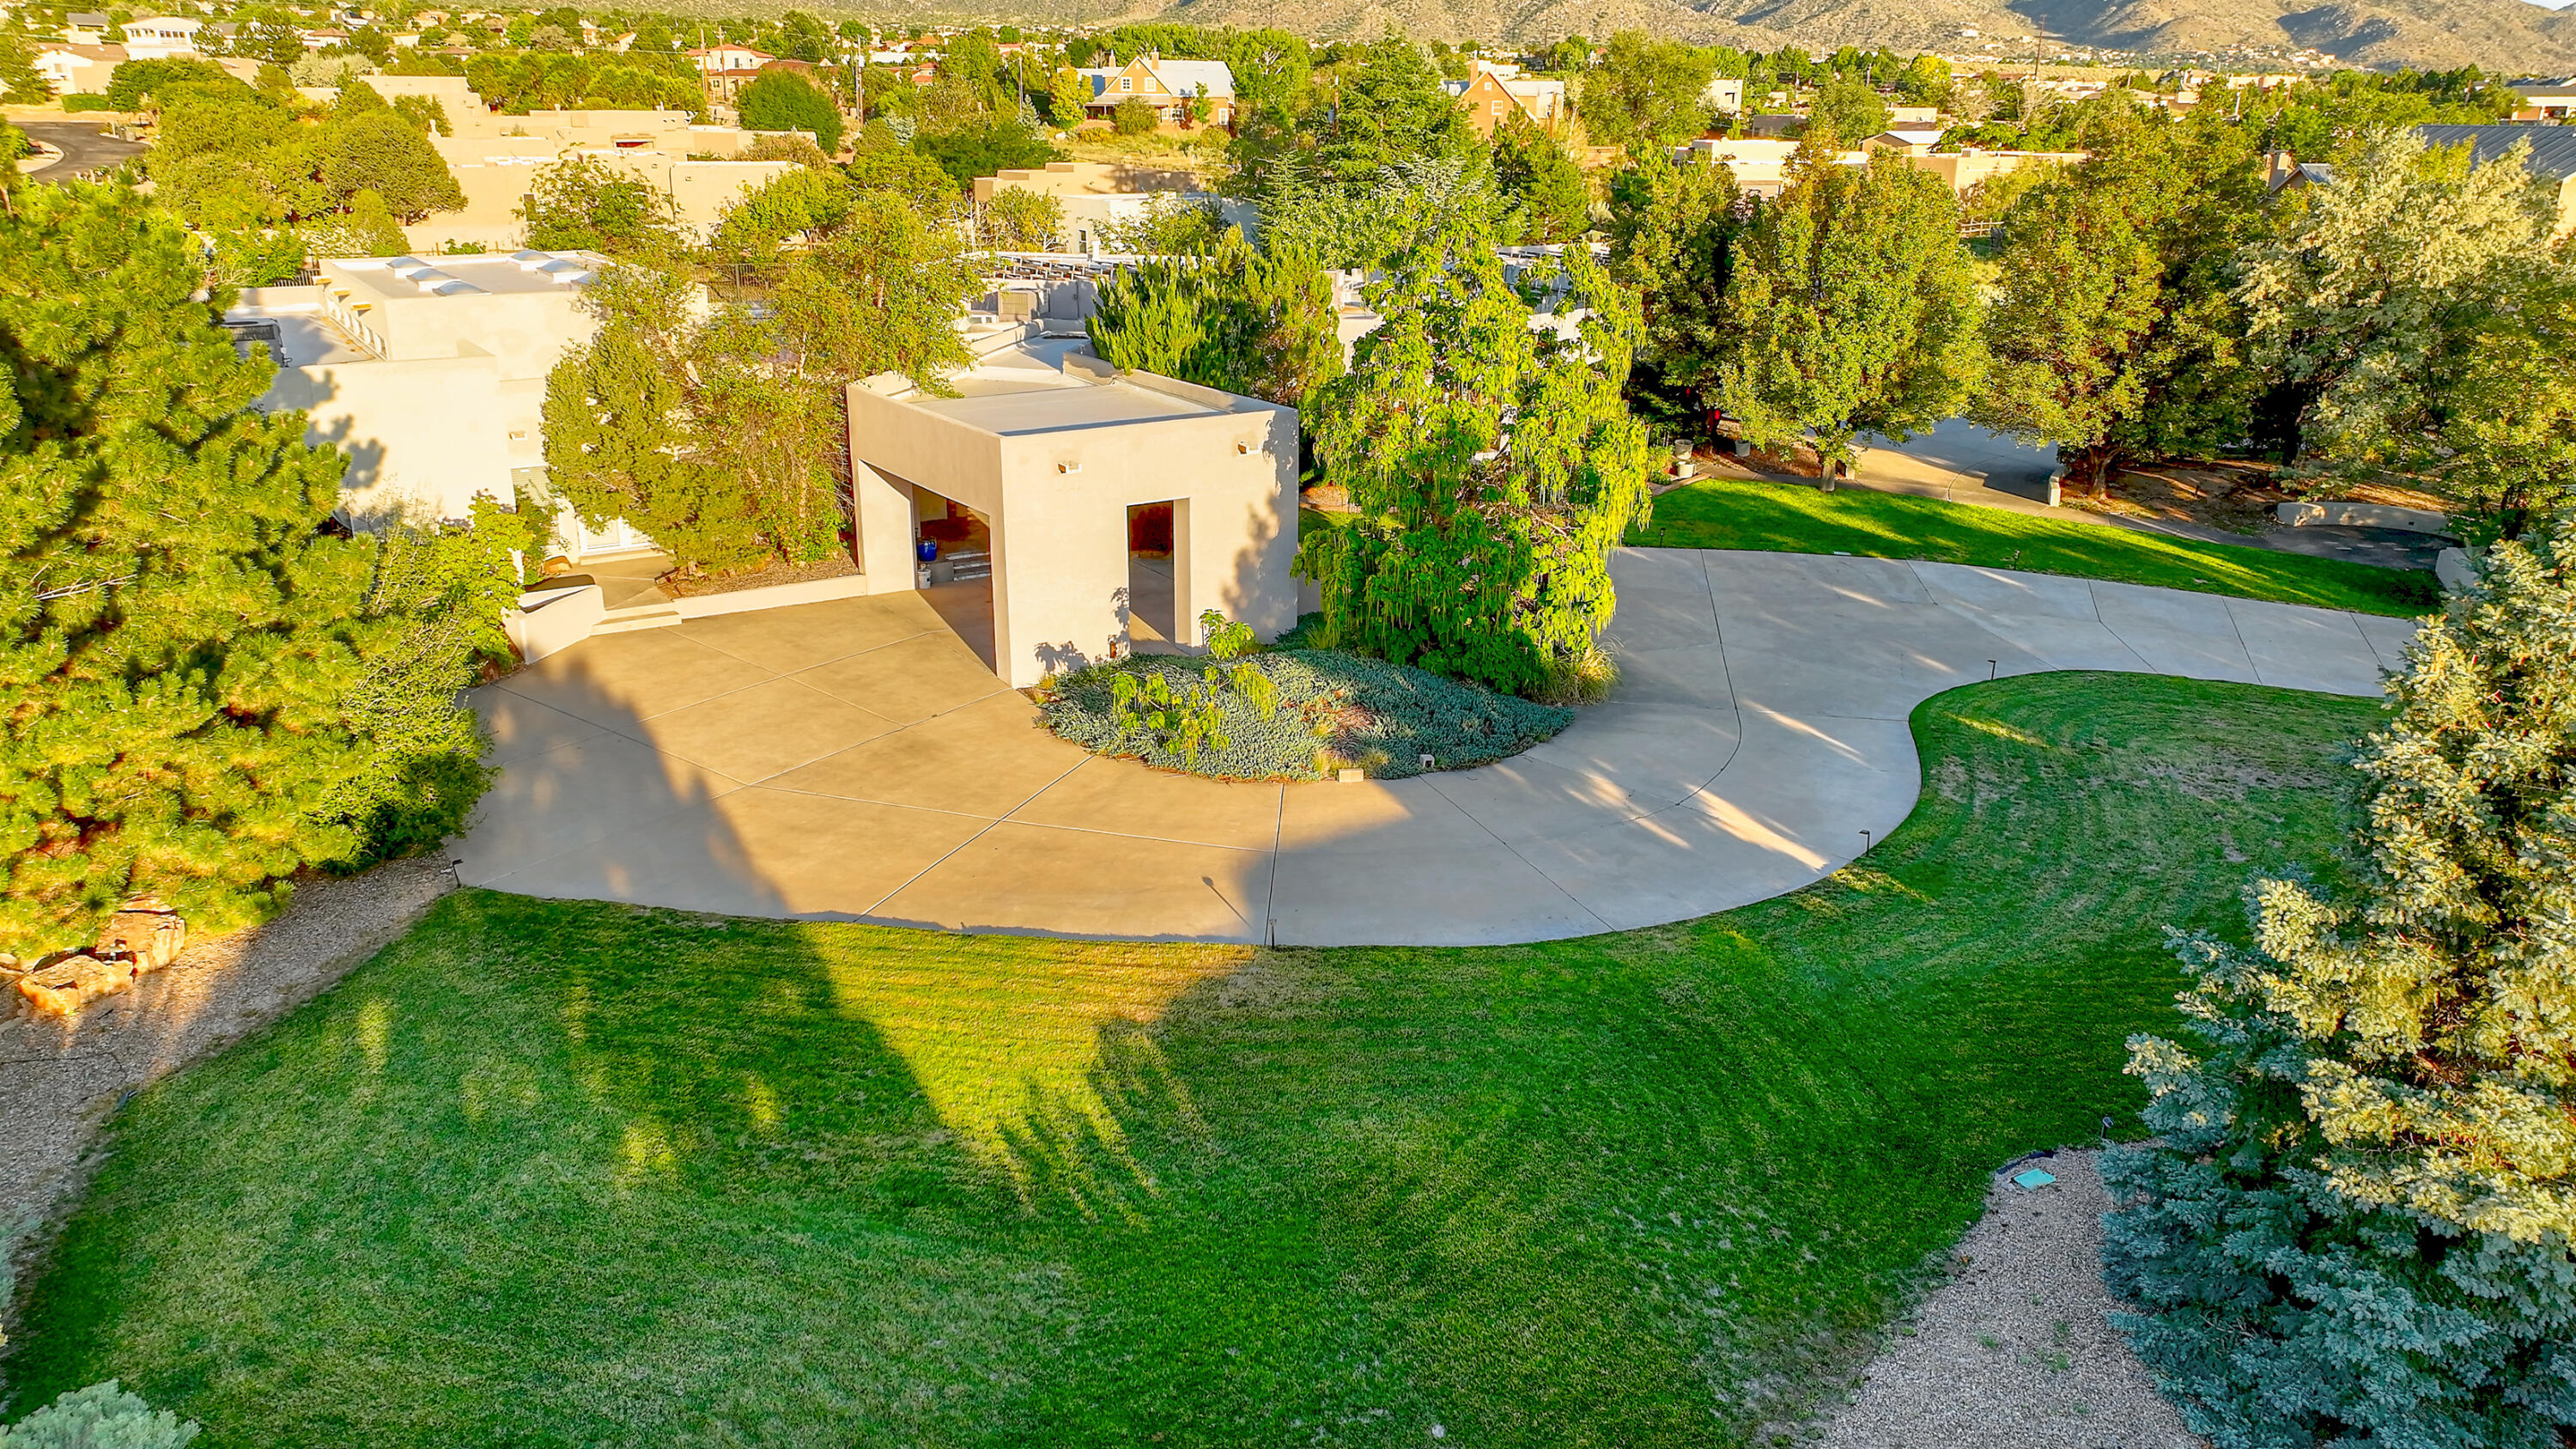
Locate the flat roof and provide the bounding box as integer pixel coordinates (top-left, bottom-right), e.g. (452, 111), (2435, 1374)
(320, 251), (609, 302)
(913, 378), (1218, 435)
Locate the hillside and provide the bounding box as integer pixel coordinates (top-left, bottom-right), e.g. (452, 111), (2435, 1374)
(1144, 0), (2576, 72)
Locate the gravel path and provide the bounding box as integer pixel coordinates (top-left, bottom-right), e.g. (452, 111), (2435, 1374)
(1815, 1150), (2205, 1449)
(0, 860), (453, 1250)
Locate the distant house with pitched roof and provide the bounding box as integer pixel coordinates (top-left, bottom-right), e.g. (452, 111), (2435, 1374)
(1078, 53), (1235, 128)
(1447, 67), (1566, 136)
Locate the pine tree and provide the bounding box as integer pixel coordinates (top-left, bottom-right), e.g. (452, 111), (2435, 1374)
(1300, 228), (1651, 698)
(0, 182), (513, 959)
(2103, 521), (2576, 1448)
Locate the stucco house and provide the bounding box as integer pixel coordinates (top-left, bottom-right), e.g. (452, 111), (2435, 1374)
(32, 42), (123, 94)
(361, 75), (799, 253)
(224, 252), (612, 532)
(119, 15), (205, 58)
(847, 343), (1298, 686)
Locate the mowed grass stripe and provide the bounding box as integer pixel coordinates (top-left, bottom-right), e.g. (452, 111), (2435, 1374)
(1631, 475), (2436, 617)
(8, 674), (2381, 1447)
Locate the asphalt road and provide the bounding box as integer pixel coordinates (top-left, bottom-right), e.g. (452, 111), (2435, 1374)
(15, 119), (146, 180)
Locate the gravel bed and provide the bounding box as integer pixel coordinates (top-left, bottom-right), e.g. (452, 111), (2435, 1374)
(0, 859), (453, 1262)
(1814, 1149), (2205, 1449)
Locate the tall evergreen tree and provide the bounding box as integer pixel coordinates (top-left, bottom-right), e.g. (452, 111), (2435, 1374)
(1708, 138), (1984, 468)
(2105, 523), (2576, 1448)
(0, 182), (513, 958)
(1491, 113), (1591, 244)
(1299, 228), (1651, 698)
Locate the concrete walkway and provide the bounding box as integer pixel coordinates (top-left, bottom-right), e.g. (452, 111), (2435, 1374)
(453, 550), (2421, 947)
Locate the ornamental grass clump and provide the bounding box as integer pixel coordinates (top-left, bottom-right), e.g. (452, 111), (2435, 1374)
(1040, 642), (1572, 782)
(2102, 522), (2576, 1449)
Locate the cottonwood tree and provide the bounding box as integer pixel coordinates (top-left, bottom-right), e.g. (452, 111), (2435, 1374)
(1301, 229), (1652, 698)
(0, 182), (518, 959)
(1709, 136), (1983, 468)
(736, 70), (843, 155)
(2417, 253), (2576, 540)
(1579, 33), (1717, 155)
(2237, 127), (2554, 465)
(2104, 523), (2576, 1449)
(517, 154), (686, 256)
(1971, 108), (2266, 496)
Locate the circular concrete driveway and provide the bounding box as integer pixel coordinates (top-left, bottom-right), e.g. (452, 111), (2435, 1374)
(453, 549), (2421, 947)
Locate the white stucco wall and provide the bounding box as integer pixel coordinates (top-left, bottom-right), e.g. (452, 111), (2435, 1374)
(846, 362), (1298, 687)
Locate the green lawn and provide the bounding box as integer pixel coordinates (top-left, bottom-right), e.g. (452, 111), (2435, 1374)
(8, 675), (2380, 1448)
(1632, 476), (2437, 617)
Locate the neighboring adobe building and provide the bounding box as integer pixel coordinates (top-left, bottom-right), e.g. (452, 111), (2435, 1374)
(1680, 134), (2082, 199)
(363, 75), (799, 253)
(970, 160), (1215, 253)
(846, 343), (1299, 687)
(223, 252), (613, 530)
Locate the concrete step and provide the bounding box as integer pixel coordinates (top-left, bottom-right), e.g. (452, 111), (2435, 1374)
(592, 603), (683, 634)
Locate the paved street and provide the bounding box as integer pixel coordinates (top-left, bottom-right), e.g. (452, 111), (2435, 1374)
(453, 548), (2421, 947)
(14, 119), (146, 180)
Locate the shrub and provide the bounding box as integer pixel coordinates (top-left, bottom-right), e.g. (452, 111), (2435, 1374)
(1111, 96), (1157, 136)
(0, 1381), (199, 1447)
(1039, 646), (1574, 781)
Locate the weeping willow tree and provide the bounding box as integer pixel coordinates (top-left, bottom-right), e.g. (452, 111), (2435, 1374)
(1297, 227), (1652, 700)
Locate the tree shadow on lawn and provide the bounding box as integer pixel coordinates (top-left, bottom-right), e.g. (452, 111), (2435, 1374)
(4, 676), (2385, 1449)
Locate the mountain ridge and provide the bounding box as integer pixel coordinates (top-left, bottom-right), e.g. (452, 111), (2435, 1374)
(1137, 0), (2576, 73)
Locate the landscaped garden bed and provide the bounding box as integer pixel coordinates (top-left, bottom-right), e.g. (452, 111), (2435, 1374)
(1036, 645), (1574, 781)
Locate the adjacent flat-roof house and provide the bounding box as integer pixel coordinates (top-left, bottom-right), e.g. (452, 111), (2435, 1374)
(847, 344), (1297, 686)
(363, 76), (799, 253)
(1080, 54), (1236, 129)
(224, 252), (612, 530)
(972, 159), (1215, 253)
(2415, 125), (2576, 240)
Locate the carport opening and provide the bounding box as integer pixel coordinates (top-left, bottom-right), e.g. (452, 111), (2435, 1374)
(1127, 501), (1178, 653)
(915, 489), (996, 670)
